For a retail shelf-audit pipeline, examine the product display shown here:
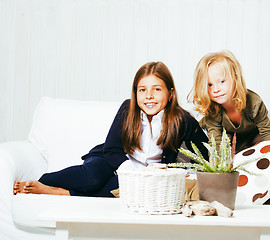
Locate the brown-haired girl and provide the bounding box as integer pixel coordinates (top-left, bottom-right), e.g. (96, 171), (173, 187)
(189, 50), (270, 153)
(14, 62), (208, 197)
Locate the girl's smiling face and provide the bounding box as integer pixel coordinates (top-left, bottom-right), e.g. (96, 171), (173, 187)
(207, 62), (234, 108)
(137, 75), (172, 121)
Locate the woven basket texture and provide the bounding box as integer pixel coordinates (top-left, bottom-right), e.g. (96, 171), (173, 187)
(117, 168), (186, 215)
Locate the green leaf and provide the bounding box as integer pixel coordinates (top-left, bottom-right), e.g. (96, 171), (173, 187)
(168, 128), (265, 175)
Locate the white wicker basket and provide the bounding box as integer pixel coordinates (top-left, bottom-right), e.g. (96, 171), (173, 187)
(117, 168), (186, 215)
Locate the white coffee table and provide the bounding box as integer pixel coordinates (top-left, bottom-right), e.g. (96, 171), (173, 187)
(38, 197), (270, 240)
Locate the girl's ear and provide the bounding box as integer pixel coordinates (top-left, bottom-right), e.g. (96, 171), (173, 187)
(169, 88), (174, 101)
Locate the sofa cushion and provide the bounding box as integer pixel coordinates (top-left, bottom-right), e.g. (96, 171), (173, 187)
(235, 141), (270, 205)
(12, 194), (57, 228)
(13, 194), (95, 229)
(28, 97), (121, 172)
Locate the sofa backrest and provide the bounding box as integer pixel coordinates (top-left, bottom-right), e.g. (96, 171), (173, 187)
(28, 97), (122, 172)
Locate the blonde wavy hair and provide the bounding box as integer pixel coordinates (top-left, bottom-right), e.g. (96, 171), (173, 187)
(188, 50), (247, 116)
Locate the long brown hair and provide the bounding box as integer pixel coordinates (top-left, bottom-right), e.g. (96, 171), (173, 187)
(122, 61), (186, 154)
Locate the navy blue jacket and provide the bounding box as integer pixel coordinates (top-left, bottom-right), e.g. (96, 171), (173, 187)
(82, 99), (209, 171)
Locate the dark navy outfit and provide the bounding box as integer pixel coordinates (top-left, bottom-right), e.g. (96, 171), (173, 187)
(39, 99), (209, 197)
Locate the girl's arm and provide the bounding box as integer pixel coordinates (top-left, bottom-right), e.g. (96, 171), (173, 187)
(253, 101), (270, 141)
(103, 99), (130, 171)
(184, 114), (209, 161)
(199, 113), (223, 148)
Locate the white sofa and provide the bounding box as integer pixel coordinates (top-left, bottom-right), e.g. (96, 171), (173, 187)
(1, 97), (269, 240)
(0, 97), (122, 240)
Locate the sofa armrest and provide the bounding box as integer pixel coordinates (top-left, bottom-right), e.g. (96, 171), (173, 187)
(0, 141), (47, 199)
(0, 141), (51, 240)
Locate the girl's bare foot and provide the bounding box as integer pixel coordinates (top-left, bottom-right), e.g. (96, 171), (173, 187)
(14, 180), (70, 196)
(13, 180), (25, 195)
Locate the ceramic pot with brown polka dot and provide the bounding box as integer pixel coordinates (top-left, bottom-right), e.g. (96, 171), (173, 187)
(196, 171), (239, 210)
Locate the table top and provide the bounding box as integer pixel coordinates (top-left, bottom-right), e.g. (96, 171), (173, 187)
(38, 197), (270, 227)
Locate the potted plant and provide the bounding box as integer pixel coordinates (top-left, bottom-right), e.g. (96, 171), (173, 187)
(168, 129), (260, 210)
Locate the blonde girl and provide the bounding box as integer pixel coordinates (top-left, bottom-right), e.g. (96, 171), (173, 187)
(189, 50), (270, 153)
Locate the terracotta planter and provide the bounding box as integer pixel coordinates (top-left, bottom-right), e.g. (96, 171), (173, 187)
(196, 171), (239, 210)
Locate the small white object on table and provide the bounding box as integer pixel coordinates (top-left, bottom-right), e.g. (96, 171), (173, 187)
(38, 197), (270, 240)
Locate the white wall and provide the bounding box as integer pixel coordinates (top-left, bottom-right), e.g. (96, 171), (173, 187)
(0, 0), (270, 142)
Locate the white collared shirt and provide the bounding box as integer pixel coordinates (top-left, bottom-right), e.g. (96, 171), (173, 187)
(118, 110), (164, 171)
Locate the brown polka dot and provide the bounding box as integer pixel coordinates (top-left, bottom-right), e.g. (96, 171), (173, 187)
(260, 190), (268, 198)
(257, 158), (270, 170)
(253, 193), (262, 202)
(260, 145), (270, 154)
(242, 149), (255, 156)
(238, 175), (248, 187)
(252, 191), (269, 202)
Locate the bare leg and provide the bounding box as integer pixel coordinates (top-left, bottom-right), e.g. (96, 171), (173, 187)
(13, 180), (70, 196)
